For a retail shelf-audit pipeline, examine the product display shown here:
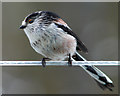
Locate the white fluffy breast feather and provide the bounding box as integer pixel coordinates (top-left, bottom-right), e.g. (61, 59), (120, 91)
(24, 23), (77, 60)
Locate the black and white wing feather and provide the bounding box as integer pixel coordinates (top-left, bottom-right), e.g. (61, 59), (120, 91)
(54, 21), (88, 53)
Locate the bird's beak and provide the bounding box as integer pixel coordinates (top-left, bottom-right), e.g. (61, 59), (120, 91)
(19, 25), (26, 29)
(20, 21), (27, 29)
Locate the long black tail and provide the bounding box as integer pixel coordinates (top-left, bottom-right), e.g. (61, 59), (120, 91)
(72, 52), (114, 91)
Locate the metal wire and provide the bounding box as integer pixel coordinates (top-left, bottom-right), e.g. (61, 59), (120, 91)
(0, 61), (119, 66)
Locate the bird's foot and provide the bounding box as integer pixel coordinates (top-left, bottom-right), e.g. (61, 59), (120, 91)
(42, 58), (50, 67)
(68, 54), (72, 67)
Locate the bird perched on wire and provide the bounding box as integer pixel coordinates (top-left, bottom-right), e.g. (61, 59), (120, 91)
(20, 11), (114, 91)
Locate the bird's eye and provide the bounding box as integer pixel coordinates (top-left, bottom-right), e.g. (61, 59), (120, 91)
(28, 19), (34, 23)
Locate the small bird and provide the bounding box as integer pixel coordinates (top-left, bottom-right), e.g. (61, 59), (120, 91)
(20, 11), (114, 91)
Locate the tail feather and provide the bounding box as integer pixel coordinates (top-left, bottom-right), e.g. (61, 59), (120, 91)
(72, 52), (114, 91)
(95, 79), (114, 91)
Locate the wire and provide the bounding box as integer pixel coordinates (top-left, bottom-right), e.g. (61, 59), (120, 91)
(0, 61), (119, 66)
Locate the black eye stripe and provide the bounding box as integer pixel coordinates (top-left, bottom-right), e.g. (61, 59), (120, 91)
(25, 11), (60, 23)
(45, 11), (60, 18)
(25, 12), (39, 22)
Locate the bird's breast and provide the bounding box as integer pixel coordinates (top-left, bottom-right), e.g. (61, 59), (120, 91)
(24, 23), (77, 60)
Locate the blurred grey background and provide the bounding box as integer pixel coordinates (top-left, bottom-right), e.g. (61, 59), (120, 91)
(2, 2), (118, 94)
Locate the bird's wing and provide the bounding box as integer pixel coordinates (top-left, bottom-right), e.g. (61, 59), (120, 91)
(54, 19), (88, 53)
(54, 19), (114, 91)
